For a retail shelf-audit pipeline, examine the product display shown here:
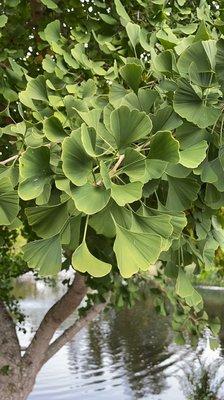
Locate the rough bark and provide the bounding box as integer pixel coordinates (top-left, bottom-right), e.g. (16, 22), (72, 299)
(0, 273), (105, 400)
(0, 301), (23, 400)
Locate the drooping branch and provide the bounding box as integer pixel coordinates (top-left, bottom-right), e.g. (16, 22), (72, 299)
(22, 273), (87, 369)
(44, 302), (107, 363)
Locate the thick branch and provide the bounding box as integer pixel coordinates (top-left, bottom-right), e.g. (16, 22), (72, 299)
(44, 302), (107, 363)
(0, 301), (21, 367)
(22, 273), (87, 369)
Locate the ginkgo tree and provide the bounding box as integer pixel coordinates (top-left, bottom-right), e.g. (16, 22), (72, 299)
(1, 0), (224, 399)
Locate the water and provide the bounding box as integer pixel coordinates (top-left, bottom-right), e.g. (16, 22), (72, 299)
(15, 275), (224, 400)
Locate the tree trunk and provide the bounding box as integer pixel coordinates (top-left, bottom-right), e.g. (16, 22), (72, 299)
(0, 273), (106, 400)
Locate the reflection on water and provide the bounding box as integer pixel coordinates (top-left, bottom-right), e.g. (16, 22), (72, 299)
(15, 275), (224, 400)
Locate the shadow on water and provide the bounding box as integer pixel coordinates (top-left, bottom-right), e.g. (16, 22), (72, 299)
(13, 277), (224, 400)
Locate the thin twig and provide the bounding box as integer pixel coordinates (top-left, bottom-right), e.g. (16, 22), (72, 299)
(0, 154), (18, 165)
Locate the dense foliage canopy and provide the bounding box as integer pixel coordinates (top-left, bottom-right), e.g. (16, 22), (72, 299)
(2, 0), (224, 342)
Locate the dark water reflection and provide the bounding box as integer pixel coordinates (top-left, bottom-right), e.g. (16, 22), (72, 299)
(15, 277), (224, 400)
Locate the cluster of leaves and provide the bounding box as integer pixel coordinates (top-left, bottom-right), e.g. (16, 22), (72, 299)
(2, 0), (224, 338)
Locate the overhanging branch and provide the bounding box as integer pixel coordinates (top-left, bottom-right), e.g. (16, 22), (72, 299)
(44, 302), (107, 363)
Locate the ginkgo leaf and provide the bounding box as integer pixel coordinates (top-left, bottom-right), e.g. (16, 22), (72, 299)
(43, 115), (67, 142)
(72, 241), (112, 277)
(114, 0), (131, 24)
(143, 205), (187, 239)
(201, 157), (224, 191)
(126, 22), (140, 51)
(89, 199), (132, 237)
(179, 141), (208, 168)
(0, 177), (19, 225)
(19, 80), (47, 111)
(41, 0), (58, 9)
(122, 88), (158, 113)
(151, 105), (183, 134)
(71, 183), (110, 215)
(175, 269), (203, 308)
(173, 79), (221, 129)
(19, 147), (52, 200)
(149, 131), (180, 163)
(113, 223), (162, 278)
(177, 40), (216, 75)
(110, 105), (152, 149)
(23, 235), (62, 276)
(44, 20), (61, 44)
(62, 129), (92, 186)
(131, 212), (173, 238)
(26, 202), (68, 238)
(166, 176), (200, 211)
(81, 123), (104, 157)
(144, 159), (167, 181)
(122, 148), (146, 182)
(111, 181), (143, 206)
(131, 212), (173, 251)
(120, 62), (143, 93)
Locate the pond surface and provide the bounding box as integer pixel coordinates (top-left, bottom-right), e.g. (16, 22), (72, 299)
(15, 275), (224, 400)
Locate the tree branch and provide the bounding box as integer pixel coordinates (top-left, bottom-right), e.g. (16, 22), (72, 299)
(110, 154), (125, 176)
(0, 301), (21, 369)
(96, 154), (125, 186)
(22, 273), (87, 370)
(44, 302), (107, 363)
(0, 154), (18, 165)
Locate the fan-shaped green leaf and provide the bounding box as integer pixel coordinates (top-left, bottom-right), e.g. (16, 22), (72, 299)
(120, 62), (143, 93)
(110, 105), (152, 149)
(142, 205), (187, 239)
(179, 141), (208, 168)
(201, 157), (224, 191)
(177, 40), (216, 75)
(131, 212), (173, 238)
(144, 159), (167, 180)
(166, 176), (200, 211)
(89, 200), (132, 237)
(0, 177), (19, 225)
(72, 241), (112, 277)
(81, 123), (104, 157)
(62, 129), (92, 186)
(43, 116), (67, 142)
(113, 223), (162, 278)
(26, 202), (68, 238)
(44, 20), (61, 44)
(114, 0), (131, 25)
(19, 75), (48, 110)
(173, 79), (221, 128)
(111, 181), (143, 206)
(71, 183), (110, 215)
(122, 88), (158, 113)
(122, 148), (146, 182)
(126, 22), (140, 51)
(176, 270), (203, 308)
(149, 131), (180, 163)
(151, 105), (183, 134)
(23, 235), (62, 276)
(19, 147), (52, 200)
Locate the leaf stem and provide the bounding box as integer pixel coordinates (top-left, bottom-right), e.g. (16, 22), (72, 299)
(83, 215), (89, 242)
